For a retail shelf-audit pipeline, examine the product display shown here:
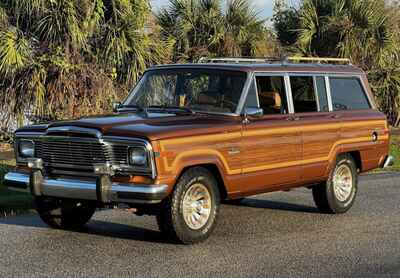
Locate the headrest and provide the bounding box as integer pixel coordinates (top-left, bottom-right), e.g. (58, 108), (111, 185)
(259, 91), (281, 108)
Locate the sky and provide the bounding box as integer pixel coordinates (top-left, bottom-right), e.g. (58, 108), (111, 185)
(150, 0), (277, 19)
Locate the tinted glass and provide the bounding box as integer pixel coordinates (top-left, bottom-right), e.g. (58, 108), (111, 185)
(291, 76), (318, 113)
(315, 77), (329, 112)
(127, 69), (247, 113)
(330, 78), (371, 111)
(243, 79), (259, 108)
(255, 76), (288, 115)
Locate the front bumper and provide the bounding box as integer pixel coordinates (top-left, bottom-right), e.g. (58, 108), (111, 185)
(4, 171), (168, 204)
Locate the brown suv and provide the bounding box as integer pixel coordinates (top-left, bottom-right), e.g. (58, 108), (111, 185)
(5, 57), (392, 244)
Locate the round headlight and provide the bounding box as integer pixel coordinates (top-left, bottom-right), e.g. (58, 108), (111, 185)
(18, 140), (35, 158)
(128, 147), (147, 166)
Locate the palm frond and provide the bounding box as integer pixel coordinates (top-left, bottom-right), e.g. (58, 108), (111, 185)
(0, 27), (32, 76)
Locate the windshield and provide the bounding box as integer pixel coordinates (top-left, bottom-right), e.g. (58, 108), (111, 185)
(124, 69), (247, 114)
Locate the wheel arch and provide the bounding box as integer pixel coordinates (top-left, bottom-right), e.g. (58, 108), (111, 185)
(326, 149), (363, 176)
(175, 164), (228, 201)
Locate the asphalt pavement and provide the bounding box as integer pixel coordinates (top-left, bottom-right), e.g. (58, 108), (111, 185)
(0, 172), (399, 278)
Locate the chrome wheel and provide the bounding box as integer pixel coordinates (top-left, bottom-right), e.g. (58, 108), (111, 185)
(182, 183), (212, 230)
(333, 164), (353, 202)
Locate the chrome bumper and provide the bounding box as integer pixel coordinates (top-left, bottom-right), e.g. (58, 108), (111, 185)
(382, 155), (394, 168)
(4, 171), (168, 204)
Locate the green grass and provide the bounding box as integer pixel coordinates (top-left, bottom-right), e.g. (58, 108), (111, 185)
(387, 135), (400, 171)
(0, 160), (34, 217)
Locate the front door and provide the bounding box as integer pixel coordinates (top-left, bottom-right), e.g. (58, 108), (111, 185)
(240, 74), (302, 195)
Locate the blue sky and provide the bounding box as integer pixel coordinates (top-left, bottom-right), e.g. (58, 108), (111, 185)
(150, 0), (276, 19)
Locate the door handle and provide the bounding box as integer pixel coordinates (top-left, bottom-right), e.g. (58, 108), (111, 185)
(331, 114), (340, 119)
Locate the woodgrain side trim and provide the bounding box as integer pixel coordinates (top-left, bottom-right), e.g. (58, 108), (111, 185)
(158, 120), (388, 175)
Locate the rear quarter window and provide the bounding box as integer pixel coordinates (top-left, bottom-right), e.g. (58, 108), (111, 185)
(330, 77), (371, 111)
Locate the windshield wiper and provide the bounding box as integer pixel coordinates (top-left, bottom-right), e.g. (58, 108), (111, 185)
(146, 105), (195, 115)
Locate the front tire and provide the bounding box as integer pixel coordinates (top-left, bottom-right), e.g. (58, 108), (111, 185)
(156, 167), (220, 244)
(312, 154), (358, 214)
(35, 197), (96, 230)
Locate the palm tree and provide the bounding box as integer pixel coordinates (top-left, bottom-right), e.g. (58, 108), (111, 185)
(156, 0), (273, 61)
(273, 0), (400, 125)
(0, 0), (166, 131)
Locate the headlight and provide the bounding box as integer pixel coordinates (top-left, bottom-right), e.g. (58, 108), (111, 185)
(128, 147), (148, 166)
(18, 140), (35, 158)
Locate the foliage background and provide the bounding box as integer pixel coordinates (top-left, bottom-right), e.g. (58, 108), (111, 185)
(0, 0), (400, 138)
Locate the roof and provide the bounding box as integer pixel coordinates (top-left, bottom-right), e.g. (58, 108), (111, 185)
(149, 62), (364, 75)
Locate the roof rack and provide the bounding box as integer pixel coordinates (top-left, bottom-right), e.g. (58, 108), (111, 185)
(198, 57), (282, 64)
(198, 56), (352, 65)
(287, 56), (352, 65)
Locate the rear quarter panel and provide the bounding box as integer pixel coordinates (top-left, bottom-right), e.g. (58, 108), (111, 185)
(331, 109), (389, 174)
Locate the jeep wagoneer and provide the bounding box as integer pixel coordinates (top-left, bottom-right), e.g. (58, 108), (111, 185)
(5, 57), (392, 244)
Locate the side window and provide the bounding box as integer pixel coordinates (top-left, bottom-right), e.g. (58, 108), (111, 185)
(315, 77), (329, 112)
(243, 79), (259, 108)
(255, 76), (288, 115)
(291, 76), (317, 113)
(330, 77), (371, 110)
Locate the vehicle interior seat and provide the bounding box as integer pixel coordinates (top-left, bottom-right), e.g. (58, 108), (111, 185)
(259, 91), (282, 114)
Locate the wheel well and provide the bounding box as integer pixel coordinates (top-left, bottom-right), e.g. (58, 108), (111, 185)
(178, 164), (228, 200)
(348, 151), (362, 171)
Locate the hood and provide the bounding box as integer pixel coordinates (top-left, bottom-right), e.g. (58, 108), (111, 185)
(17, 112), (242, 140)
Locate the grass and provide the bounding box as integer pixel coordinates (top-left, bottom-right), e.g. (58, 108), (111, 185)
(387, 135), (400, 171)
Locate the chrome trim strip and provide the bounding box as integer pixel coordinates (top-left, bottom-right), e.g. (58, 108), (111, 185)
(325, 76), (333, 111)
(46, 126), (102, 138)
(313, 76), (321, 112)
(4, 172), (30, 192)
(15, 132), (44, 137)
(284, 73), (295, 114)
(112, 184), (168, 195)
(236, 72), (253, 115)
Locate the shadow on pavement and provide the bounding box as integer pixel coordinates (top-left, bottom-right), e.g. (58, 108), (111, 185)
(225, 198), (320, 214)
(0, 214), (171, 244)
(0, 197), (320, 244)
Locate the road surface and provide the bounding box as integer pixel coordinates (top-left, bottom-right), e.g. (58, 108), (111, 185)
(0, 173), (399, 277)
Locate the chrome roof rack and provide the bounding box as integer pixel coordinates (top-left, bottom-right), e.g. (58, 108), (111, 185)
(286, 56), (352, 65)
(198, 56), (352, 65)
(198, 57), (282, 64)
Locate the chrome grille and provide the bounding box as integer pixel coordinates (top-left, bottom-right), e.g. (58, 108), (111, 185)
(35, 140), (112, 170)
(30, 135), (153, 177)
(110, 145), (129, 164)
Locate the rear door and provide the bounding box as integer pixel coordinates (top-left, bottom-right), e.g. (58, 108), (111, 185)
(290, 75), (340, 182)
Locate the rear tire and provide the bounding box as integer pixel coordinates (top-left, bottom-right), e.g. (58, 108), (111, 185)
(312, 154), (358, 214)
(156, 167), (220, 244)
(35, 197), (96, 230)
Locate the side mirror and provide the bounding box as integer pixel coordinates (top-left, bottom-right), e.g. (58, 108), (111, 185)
(112, 101), (122, 112)
(244, 107), (263, 118)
